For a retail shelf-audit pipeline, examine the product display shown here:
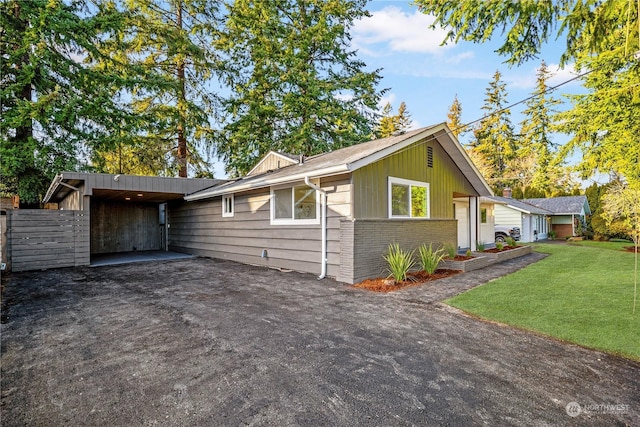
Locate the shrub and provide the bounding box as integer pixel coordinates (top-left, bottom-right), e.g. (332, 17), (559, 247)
(548, 230), (557, 240)
(505, 237), (516, 247)
(476, 241), (486, 252)
(444, 243), (457, 259)
(496, 242), (504, 250)
(465, 248), (472, 257)
(418, 243), (447, 275)
(383, 243), (415, 283)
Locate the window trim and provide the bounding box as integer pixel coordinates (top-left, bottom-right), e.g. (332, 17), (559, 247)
(388, 177), (430, 219)
(270, 184), (320, 225)
(222, 194), (234, 217)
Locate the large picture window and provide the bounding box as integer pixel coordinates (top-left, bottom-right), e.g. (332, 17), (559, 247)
(388, 177), (429, 218)
(271, 185), (319, 224)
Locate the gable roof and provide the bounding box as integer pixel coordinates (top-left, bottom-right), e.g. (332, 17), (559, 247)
(523, 195), (591, 215)
(185, 123), (493, 201)
(246, 151), (300, 176)
(487, 196), (552, 215)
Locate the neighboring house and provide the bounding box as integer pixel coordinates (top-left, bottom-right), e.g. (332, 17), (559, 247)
(523, 196), (591, 239)
(486, 195), (551, 243)
(171, 124), (493, 284)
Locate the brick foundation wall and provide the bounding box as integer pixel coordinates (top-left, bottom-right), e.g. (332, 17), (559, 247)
(552, 224), (573, 239)
(338, 219), (457, 284)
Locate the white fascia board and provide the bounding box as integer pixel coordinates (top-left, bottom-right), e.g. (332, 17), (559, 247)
(184, 164), (349, 201)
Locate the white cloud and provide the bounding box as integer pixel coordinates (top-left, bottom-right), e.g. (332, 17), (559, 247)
(444, 51), (475, 64)
(378, 92), (397, 109)
(507, 62), (580, 90)
(353, 6), (451, 54)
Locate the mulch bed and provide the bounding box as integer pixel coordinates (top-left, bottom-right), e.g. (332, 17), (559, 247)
(623, 246), (640, 253)
(352, 269), (462, 293)
(448, 255), (475, 261)
(482, 245), (518, 253)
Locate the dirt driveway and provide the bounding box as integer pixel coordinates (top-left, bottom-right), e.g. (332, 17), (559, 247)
(2, 256), (638, 426)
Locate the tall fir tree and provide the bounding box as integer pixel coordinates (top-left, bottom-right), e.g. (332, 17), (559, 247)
(416, 0), (640, 187)
(469, 70), (516, 192)
(0, 0), (139, 205)
(96, 0), (223, 178)
(216, 0), (383, 176)
(557, 9), (640, 187)
(518, 60), (566, 196)
(446, 94), (465, 138)
(375, 101), (411, 138)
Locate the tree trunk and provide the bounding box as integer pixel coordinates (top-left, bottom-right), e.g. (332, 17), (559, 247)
(176, 0), (187, 178)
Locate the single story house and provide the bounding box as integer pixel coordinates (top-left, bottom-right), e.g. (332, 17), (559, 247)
(36, 124), (493, 282)
(170, 124), (493, 283)
(486, 195), (551, 242)
(523, 195), (591, 238)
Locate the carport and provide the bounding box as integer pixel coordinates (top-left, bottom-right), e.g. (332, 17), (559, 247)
(42, 173), (220, 267)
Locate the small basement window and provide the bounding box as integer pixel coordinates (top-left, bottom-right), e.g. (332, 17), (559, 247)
(388, 177), (430, 218)
(271, 185), (319, 225)
(222, 194), (234, 217)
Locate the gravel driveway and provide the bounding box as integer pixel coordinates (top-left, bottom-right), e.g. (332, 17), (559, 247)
(1, 255), (638, 426)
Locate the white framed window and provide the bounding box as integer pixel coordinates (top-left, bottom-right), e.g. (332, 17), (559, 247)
(222, 194), (234, 217)
(388, 177), (430, 219)
(270, 185), (319, 225)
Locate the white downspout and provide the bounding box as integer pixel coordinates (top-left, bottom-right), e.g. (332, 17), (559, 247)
(304, 176), (327, 279)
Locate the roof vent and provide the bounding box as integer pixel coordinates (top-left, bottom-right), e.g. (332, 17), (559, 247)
(427, 146), (433, 168)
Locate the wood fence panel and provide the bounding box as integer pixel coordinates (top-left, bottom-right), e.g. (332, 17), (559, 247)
(7, 210), (89, 272)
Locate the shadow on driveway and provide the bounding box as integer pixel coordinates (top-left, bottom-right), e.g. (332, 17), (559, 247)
(1, 255), (638, 426)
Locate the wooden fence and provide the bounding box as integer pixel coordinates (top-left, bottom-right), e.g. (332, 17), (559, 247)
(4, 210), (89, 272)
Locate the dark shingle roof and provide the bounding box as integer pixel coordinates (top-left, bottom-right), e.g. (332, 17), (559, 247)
(186, 124), (493, 201)
(487, 196), (552, 214)
(523, 195), (591, 215)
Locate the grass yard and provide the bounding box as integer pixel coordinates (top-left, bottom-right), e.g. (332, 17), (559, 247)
(447, 242), (640, 360)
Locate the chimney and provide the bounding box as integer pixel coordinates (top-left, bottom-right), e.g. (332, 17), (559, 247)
(503, 187), (512, 198)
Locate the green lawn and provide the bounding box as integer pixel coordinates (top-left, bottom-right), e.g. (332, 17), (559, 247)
(446, 242), (640, 360)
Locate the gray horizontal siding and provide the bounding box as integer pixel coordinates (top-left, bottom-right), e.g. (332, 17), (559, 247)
(7, 210), (89, 271)
(168, 175), (351, 279)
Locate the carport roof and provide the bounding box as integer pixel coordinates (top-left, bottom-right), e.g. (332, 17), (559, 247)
(44, 172), (224, 204)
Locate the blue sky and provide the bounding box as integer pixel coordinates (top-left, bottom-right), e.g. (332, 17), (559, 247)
(354, 2), (581, 135)
(212, 1), (584, 179)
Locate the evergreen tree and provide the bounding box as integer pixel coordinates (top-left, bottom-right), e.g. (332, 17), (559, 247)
(416, 0), (640, 187)
(518, 60), (565, 196)
(469, 70), (516, 191)
(395, 101), (412, 134)
(99, 0), (223, 178)
(216, 0), (383, 176)
(446, 94), (465, 138)
(557, 28), (640, 187)
(376, 102), (396, 139)
(375, 101), (412, 138)
(0, 0), (138, 205)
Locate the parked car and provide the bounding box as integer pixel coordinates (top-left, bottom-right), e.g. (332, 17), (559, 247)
(495, 226), (521, 243)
